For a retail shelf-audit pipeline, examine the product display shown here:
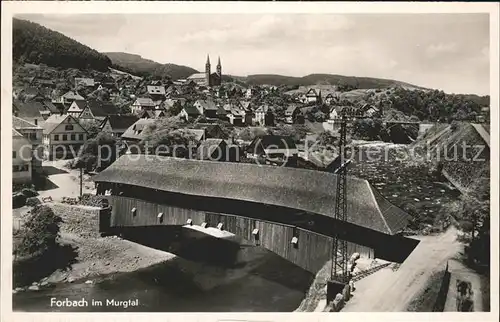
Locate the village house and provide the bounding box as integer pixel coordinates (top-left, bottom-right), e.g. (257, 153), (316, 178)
(78, 99), (121, 122)
(59, 90), (85, 105)
(100, 114), (139, 137)
(196, 138), (240, 162)
(41, 114), (88, 160)
(245, 87), (257, 99)
(147, 85), (166, 100)
(364, 105), (381, 118)
(75, 77), (95, 88)
(121, 119), (155, 143)
(13, 100), (46, 124)
(247, 135), (298, 161)
(138, 108), (166, 119)
(179, 105), (201, 121)
(301, 88), (322, 104)
(12, 129), (33, 184)
(13, 116), (44, 176)
(67, 100), (87, 117)
(131, 97), (157, 114)
(194, 99), (219, 118)
(20, 87), (47, 102)
(329, 105), (351, 120)
(227, 107), (245, 126)
(38, 79), (56, 88)
(254, 105), (275, 126)
(192, 123), (230, 140)
(285, 104), (305, 124)
(324, 93), (338, 105)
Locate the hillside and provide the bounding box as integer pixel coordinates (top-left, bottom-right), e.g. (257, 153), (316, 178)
(104, 52), (198, 80)
(242, 73), (424, 90)
(13, 18), (111, 72)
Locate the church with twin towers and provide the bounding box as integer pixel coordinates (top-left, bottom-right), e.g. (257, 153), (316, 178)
(187, 54), (222, 87)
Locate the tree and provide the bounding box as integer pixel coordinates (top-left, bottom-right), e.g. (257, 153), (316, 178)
(453, 194), (490, 268)
(16, 205), (62, 257)
(80, 119), (103, 139)
(76, 132), (118, 171)
(271, 124), (309, 142)
(313, 111), (327, 122)
(237, 127), (269, 142)
(317, 131), (338, 147)
(141, 117), (199, 158)
(352, 119), (385, 140)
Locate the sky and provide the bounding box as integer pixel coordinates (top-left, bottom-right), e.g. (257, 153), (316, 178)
(18, 13), (490, 95)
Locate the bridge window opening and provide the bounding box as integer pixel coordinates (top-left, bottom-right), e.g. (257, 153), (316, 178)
(252, 228), (260, 246)
(217, 223), (224, 230)
(186, 219), (193, 226)
(131, 207), (137, 216)
(157, 212), (164, 223)
(201, 222), (208, 228)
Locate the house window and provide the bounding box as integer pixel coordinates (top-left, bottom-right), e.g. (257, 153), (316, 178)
(79, 134), (84, 140)
(65, 125), (74, 131)
(12, 151), (16, 158)
(54, 134), (59, 141)
(20, 164), (29, 172)
(71, 134), (76, 140)
(28, 133), (37, 141)
(13, 165), (19, 172)
(62, 134), (67, 141)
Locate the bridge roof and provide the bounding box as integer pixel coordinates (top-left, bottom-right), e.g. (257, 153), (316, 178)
(93, 155), (411, 235)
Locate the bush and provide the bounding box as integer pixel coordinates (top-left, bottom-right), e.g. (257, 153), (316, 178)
(26, 197), (41, 207)
(21, 188), (39, 198)
(15, 205), (62, 257)
(13, 193), (27, 209)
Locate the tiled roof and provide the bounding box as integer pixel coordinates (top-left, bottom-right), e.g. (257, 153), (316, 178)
(195, 99), (218, 111)
(197, 138), (226, 160)
(183, 106), (201, 116)
(75, 78), (95, 87)
(135, 97), (155, 107)
(41, 114), (84, 135)
(121, 119), (155, 141)
(62, 91), (85, 100)
(12, 129), (23, 137)
(187, 73), (207, 79)
(13, 116), (42, 130)
(147, 85), (166, 95)
(106, 114), (139, 131)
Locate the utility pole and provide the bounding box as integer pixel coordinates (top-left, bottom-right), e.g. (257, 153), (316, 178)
(79, 166), (83, 197)
(327, 112), (350, 302)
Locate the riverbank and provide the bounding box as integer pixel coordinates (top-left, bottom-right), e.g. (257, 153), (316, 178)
(13, 203), (176, 291)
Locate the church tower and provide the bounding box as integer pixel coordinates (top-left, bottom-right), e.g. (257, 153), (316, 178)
(216, 56), (222, 85)
(205, 54), (211, 87)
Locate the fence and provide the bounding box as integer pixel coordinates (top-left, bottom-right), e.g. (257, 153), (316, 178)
(433, 261), (451, 312)
(13, 218), (24, 260)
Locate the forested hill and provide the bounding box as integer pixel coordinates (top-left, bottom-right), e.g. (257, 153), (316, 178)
(239, 73), (424, 90)
(104, 52), (198, 80)
(13, 18), (111, 72)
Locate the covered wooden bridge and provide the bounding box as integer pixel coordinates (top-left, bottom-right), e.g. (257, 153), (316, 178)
(93, 155), (419, 274)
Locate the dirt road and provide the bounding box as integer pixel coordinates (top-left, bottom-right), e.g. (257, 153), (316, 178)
(343, 227), (462, 312)
(37, 160), (95, 201)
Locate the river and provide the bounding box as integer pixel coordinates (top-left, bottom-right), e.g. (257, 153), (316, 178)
(13, 231), (314, 312)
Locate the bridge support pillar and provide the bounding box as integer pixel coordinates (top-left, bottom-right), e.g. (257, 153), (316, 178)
(326, 280), (346, 304)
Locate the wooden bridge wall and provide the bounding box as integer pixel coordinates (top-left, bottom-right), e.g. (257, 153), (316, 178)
(108, 196), (374, 274)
